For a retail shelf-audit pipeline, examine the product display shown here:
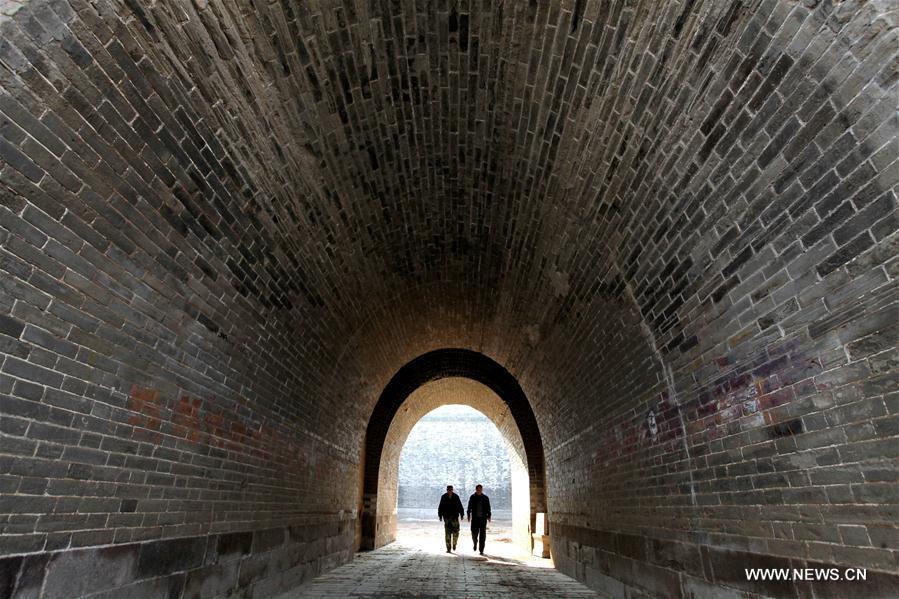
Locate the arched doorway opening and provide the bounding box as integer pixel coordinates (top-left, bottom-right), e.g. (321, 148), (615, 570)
(396, 403), (519, 547)
(382, 381), (531, 551)
(359, 349), (547, 555)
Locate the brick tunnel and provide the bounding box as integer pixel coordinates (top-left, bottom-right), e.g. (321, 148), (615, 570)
(0, 1), (897, 598)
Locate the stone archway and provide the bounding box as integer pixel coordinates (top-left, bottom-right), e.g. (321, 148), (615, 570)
(377, 378), (532, 551)
(360, 349), (547, 553)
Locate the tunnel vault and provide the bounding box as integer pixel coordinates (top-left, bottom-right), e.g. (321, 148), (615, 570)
(360, 349), (547, 551)
(0, 0), (897, 597)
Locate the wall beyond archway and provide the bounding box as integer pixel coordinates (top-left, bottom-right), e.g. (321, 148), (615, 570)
(379, 378), (532, 551)
(360, 349), (546, 553)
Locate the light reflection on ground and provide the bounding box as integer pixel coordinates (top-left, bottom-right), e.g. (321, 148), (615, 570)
(280, 512), (603, 597)
(396, 513), (554, 569)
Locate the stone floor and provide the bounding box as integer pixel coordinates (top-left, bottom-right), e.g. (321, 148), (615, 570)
(281, 517), (603, 598)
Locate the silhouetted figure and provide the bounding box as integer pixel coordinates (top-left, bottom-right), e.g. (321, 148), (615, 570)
(437, 484), (464, 552)
(467, 484), (491, 555)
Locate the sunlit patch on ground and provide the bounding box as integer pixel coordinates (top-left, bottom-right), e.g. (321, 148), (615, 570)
(279, 514), (603, 598)
(394, 512), (555, 569)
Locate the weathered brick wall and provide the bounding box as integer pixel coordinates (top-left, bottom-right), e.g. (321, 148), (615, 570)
(0, 0), (363, 595)
(0, 0), (896, 597)
(0, 521), (353, 598)
(520, 2), (899, 597)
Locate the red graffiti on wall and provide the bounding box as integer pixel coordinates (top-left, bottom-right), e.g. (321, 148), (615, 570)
(126, 385), (317, 471)
(171, 395), (202, 443)
(128, 385), (163, 444)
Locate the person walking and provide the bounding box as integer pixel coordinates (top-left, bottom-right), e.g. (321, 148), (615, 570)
(437, 484), (464, 553)
(467, 484), (491, 555)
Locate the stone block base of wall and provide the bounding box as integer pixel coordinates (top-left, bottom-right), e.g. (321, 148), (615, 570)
(0, 521), (354, 599)
(553, 525), (899, 599)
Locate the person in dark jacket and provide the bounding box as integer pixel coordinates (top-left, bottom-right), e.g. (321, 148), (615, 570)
(437, 485), (464, 552)
(467, 484), (491, 555)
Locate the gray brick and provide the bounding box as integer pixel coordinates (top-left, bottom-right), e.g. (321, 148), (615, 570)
(0, 1), (896, 597)
(0, 314), (25, 339)
(2, 355), (63, 387)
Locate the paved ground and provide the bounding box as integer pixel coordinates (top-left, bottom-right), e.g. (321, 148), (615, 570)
(282, 516), (603, 598)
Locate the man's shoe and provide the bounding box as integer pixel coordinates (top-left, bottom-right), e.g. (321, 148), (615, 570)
(479, 551), (484, 555)
(473, 543), (477, 550)
(446, 549), (451, 553)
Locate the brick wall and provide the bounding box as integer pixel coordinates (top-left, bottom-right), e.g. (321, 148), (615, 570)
(0, 0), (364, 595)
(0, 0), (896, 597)
(0, 520), (354, 598)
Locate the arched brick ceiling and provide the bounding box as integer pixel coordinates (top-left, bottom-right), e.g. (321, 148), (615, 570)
(0, 0), (896, 589)
(1, 0), (893, 477)
(102, 1), (895, 435)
